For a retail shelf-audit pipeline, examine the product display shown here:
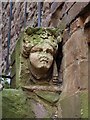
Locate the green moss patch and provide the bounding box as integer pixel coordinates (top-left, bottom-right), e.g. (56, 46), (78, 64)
(2, 89), (35, 118)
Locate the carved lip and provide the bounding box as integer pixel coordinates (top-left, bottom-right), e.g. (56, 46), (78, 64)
(40, 59), (48, 63)
(39, 57), (48, 63)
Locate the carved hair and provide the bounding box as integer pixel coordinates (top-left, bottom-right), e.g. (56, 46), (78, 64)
(22, 27), (61, 58)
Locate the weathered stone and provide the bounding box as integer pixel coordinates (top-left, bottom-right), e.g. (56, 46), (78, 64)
(70, 18), (81, 34)
(62, 28), (70, 44)
(85, 28), (90, 42)
(59, 90), (88, 118)
(62, 63), (79, 97)
(0, 91), (2, 119)
(2, 89), (35, 118)
(62, 29), (88, 96)
(34, 91), (60, 104)
(60, 91), (81, 118)
(22, 85), (62, 93)
(18, 27), (62, 86)
(30, 99), (48, 118)
(50, 2), (63, 14)
(1, 2), (89, 119)
(62, 2), (89, 26)
(11, 33), (24, 88)
(23, 89), (61, 118)
(63, 60), (88, 91)
(77, 60), (88, 90)
(60, 3), (67, 19)
(80, 90), (88, 118)
(63, 29), (88, 70)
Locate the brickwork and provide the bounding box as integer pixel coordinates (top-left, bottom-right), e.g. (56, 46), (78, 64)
(1, 2), (53, 73)
(1, 2), (89, 118)
(57, 2), (89, 97)
(1, 2), (90, 93)
(0, 2), (2, 75)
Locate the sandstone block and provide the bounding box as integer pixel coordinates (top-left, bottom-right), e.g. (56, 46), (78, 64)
(59, 90), (88, 118)
(61, 2), (89, 27)
(62, 60), (88, 97)
(63, 29), (88, 69)
(62, 63), (79, 96)
(77, 60), (88, 90)
(2, 89), (35, 118)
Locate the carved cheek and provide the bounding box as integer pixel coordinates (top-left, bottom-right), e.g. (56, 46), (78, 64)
(29, 53), (39, 65)
(44, 54), (53, 66)
(48, 55), (54, 65)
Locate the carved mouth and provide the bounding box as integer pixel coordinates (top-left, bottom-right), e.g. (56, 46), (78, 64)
(39, 57), (48, 63)
(40, 59), (48, 63)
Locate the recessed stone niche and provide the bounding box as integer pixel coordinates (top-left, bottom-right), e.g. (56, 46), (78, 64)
(10, 27), (61, 87)
(2, 27), (88, 118)
(9, 27), (62, 118)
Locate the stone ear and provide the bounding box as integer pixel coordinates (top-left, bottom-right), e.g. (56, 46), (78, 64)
(22, 40), (31, 58)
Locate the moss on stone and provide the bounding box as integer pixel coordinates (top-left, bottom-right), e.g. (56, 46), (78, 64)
(35, 91), (60, 104)
(2, 89), (35, 118)
(80, 91), (88, 118)
(23, 90), (60, 118)
(2, 89), (60, 118)
(11, 32), (24, 88)
(59, 90), (88, 118)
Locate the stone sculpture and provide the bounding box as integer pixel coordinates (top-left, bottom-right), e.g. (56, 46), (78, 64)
(19, 27), (62, 118)
(21, 27), (61, 86)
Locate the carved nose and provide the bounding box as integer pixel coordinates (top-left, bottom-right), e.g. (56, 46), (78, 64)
(43, 49), (47, 53)
(43, 50), (46, 53)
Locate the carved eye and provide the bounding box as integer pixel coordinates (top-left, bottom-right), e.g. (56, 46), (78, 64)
(46, 48), (54, 55)
(33, 37), (36, 39)
(23, 39), (25, 43)
(31, 48), (43, 53)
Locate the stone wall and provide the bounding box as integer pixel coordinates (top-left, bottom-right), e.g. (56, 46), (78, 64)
(2, 2), (38, 73)
(1, 2), (64, 73)
(1, 1), (89, 118)
(54, 2), (89, 118)
(0, 2), (2, 75)
(59, 2), (89, 96)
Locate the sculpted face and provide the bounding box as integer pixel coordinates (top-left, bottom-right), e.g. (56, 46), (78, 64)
(29, 43), (55, 72)
(21, 28), (61, 83)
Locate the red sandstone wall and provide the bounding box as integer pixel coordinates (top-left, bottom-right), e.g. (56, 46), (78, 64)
(1, 2), (52, 73)
(1, 3), (90, 94)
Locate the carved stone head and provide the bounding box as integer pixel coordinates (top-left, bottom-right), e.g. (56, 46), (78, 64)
(21, 27), (61, 85)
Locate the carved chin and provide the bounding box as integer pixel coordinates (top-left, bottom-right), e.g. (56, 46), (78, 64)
(37, 64), (50, 71)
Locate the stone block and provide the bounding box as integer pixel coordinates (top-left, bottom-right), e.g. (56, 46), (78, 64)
(2, 89), (35, 118)
(30, 99), (48, 118)
(35, 91), (60, 104)
(63, 29), (88, 69)
(62, 63), (79, 96)
(78, 60), (88, 90)
(62, 2), (89, 26)
(84, 27), (90, 43)
(60, 2), (75, 19)
(60, 92), (81, 118)
(66, 2), (75, 11)
(10, 33), (23, 88)
(2, 88), (62, 118)
(60, 3), (67, 19)
(80, 90), (88, 118)
(59, 90), (88, 118)
(62, 29), (88, 95)
(50, 2), (63, 14)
